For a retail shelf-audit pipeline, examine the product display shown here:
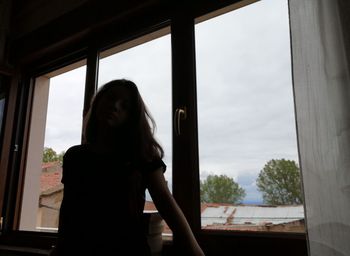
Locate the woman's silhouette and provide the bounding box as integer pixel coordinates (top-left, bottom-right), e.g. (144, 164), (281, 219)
(56, 79), (204, 255)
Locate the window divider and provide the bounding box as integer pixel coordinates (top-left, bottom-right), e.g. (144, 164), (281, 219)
(171, 11), (201, 237)
(82, 46), (99, 141)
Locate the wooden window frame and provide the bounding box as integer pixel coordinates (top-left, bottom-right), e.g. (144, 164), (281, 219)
(0, 0), (307, 255)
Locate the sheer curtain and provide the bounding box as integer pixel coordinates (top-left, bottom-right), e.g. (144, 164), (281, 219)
(289, 1), (350, 256)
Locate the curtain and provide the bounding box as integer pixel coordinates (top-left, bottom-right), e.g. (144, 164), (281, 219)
(289, 1), (350, 256)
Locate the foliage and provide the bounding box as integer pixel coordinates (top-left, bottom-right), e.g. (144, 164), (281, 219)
(200, 174), (246, 204)
(42, 147), (65, 164)
(256, 159), (303, 205)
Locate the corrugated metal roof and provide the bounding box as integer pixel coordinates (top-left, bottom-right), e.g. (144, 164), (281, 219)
(201, 205), (304, 226)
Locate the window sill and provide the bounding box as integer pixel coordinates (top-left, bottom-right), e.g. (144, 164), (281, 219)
(0, 245), (52, 255)
(0, 229), (306, 256)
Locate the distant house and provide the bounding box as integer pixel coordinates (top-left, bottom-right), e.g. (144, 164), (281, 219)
(144, 202), (305, 234)
(201, 203), (305, 232)
(37, 162), (63, 231)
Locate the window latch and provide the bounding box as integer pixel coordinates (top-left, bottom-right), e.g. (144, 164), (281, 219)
(174, 107), (187, 136)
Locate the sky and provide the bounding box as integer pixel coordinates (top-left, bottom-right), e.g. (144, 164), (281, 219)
(43, 0), (298, 204)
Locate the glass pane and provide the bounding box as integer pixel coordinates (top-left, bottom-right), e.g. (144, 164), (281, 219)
(196, 0), (305, 232)
(0, 96), (5, 136)
(19, 62), (86, 232)
(0, 75), (7, 152)
(0, 75), (8, 231)
(98, 32), (172, 237)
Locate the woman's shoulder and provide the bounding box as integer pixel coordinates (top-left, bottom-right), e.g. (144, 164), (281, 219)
(63, 144), (89, 161)
(61, 145), (88, 183)
(65, 144), (86, 154)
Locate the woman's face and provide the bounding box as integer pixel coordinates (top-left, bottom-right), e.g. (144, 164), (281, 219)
(95, 85), (132, 128)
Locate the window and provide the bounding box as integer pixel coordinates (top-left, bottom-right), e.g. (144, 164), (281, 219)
(19, 61), (86, 232)
(195, 0), (305, 233)
(1, 1), (307, 255)
(19, 29), (174, 237)
(98, 28), (173, 237)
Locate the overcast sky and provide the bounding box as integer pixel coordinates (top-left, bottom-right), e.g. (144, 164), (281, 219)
(43, 0), (297, 204)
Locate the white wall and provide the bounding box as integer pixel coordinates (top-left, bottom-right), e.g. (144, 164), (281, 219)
(20, 76), (50, 231)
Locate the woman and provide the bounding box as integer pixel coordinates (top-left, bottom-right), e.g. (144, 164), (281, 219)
(56, 79), (204, 255)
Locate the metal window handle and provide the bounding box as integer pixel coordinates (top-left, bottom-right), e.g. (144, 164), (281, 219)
(174, 107), (187, 136)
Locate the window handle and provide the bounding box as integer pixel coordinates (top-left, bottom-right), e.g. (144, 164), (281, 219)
(174, 107), (187, 136)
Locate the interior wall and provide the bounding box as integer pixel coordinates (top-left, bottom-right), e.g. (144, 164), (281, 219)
(19, 76), (49, 231)
(0, 0), (12, 65)
(289, 0), (350, 256)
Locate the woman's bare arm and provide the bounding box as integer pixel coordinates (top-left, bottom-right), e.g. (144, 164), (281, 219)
(146, 168), (205, 256)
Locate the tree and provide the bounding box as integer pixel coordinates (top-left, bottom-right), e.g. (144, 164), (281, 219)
(256, 159), (303, 205)
(200, 174), (246, 204)
(42, 147), (65, 164)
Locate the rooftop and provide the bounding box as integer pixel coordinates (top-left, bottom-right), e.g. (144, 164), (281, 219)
(40, 162), (62, 194)
(201, 204), (304, 226)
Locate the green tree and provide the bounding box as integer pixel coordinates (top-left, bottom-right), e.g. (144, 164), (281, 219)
(200, 174), (246, 204)
(42, 147), (65, 164)
(256, 159), (303, 205)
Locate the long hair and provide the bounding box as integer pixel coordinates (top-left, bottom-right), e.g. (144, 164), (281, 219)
(83, 79), (164, 162)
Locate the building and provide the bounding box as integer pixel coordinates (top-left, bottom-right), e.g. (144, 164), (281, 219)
(201, 203), (304, 233)
(37, 166), (306, 234)
(37, 162), (63, 231)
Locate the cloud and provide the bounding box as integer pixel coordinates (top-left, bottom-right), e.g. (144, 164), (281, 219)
(44, 66), (86, 152)
(196, 0), (298, 180)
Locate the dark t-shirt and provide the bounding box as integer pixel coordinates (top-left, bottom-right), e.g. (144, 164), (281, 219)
(56, 144), (166, 256)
